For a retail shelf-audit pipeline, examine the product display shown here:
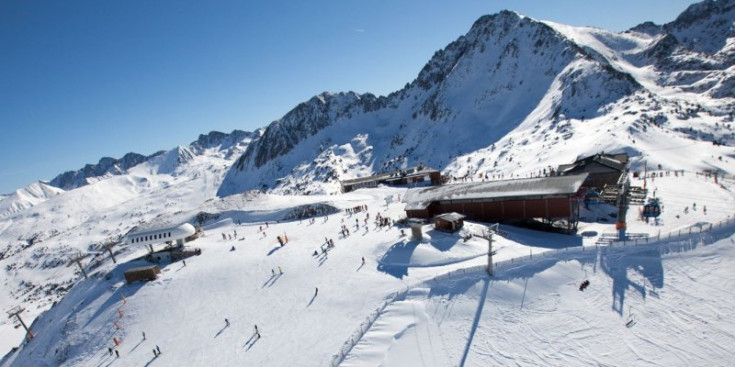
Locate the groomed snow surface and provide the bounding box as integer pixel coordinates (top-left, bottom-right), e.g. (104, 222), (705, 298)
(3, 173), (735, 366)
(343, 235), (735, 367)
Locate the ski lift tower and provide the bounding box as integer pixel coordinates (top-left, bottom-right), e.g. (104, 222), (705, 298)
(7, 306), (34, 340)
(100, 240), (119, 264)
(615, 169), (631, 240)
(67, 252), (91, 279)
(482, 224), (499, 275)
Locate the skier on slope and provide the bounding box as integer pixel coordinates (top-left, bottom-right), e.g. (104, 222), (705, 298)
(579, 280), (590, 291)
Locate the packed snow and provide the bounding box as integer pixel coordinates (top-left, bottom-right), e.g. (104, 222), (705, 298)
(2, 168), (735, 366)
(1, 2), (735, 366)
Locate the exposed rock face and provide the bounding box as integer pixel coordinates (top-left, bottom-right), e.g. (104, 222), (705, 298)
(217, 10), (647, 196)
(49, 130), (256, 191)
(49, 152), (159, 190)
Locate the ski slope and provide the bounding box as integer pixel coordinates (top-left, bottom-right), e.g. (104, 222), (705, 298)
(2, 176), (735, 366)
(343, 232), (735, 367)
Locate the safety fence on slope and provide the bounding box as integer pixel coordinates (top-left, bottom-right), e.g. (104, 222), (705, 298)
(489, 213), (735, 274)
(604, 213), (735, 248)
(329, 285), (410, 367)
(328, 213), (735, 366)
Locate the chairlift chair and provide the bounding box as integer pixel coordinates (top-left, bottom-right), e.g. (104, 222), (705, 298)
(643, 199), (661, 218)
(579, 270), (590, 291)
(584, 190), (600, 206)
(625, 306), (636, 328)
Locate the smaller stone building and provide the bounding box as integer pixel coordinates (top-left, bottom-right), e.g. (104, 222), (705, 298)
(434, 213), (466, 232)
(124, 265), (161, 284)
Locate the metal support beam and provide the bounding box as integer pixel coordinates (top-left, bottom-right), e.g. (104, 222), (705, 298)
(486, 233), (493, 276)
(67, 253), (90, 279)
(7, 306), (34, 340)
(102, 242), (117, 264)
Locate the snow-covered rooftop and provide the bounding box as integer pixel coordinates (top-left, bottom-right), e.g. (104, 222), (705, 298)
(558, 153), (628, 174)
(404, 174), (588, 210)
(435, 212), (466, 222)
(340, 166), (439, 186)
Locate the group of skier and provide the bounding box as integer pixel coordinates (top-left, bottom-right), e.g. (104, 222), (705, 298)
(344, 205), (368, 215)
(107, 336), (161, 360)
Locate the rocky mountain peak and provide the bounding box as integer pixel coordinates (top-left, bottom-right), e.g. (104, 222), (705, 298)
(664, 0), (735, 55)
(232, 91), (376, 171)
(191, 129), (254, 153)
(49, 152), (160, 190)
(627, 21), (664, 37)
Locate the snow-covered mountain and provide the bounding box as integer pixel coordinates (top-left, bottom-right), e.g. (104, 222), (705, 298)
(1, 1), (735, 364)
(48, 129), (256, 192)
(218, 3), (734, 197)
(49, 152), (162, 191)
(0, 182), (64, 217)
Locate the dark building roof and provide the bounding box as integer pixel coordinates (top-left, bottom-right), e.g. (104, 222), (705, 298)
(340, 165), (439, 187)
(557, 153), (628, 175)
(404, 174), (588, 210)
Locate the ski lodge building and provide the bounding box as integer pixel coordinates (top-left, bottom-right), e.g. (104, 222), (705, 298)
(123, 223), (197, 248)
(403, 174), (588, 232)
(340, 165), (442, 193)
(556, 153), (629, 190)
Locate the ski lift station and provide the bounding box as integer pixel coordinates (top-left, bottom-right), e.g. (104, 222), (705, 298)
(404, 174), (588, 233)
(124, 223), (196, 248)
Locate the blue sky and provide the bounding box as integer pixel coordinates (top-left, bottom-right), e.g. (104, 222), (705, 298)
(0, 0), (697, 194)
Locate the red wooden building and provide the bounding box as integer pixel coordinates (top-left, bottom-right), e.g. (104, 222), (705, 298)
(404, 174), (588, 232)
